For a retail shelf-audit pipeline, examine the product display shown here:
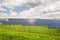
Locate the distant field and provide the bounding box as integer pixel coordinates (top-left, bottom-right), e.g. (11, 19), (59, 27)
(0, 18), (60, 20)
(0, 24), (60, 40)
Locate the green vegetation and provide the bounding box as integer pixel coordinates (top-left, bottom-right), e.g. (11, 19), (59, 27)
(0, 18), (60, 20)
(0, 24), (60, 40)
(0, 18), (21, 20)
(0, 18), (9, 20)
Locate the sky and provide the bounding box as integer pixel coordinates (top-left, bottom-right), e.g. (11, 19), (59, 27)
(0, 0), (60, 19)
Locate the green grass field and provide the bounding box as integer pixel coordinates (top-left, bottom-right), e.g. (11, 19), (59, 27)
(0, 23), (60, 40)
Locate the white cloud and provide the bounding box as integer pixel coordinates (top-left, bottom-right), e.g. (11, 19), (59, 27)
(0, 13), (9, 17)
(10, 10), (18, 16)
(0, 7), (6, 12)
(0, 0), (60, 19)
(2, 0), (41, 9)
(17, 0), (60, 19)
(2, 0), (58, 9)
(0, 2), (6, 12)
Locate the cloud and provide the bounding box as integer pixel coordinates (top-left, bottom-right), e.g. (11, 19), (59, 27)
(2, 0), (58, 9)
(0, 7), (6, 12)
(0, 2), (6, 12)
(0, 0), (60, 19)
(18, 0), (60, 19)
(0, 13), (9, 18)
(10, 10), (18, 16)
(2, 0), (41, 9)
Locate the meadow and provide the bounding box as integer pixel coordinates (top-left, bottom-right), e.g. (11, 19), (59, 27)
(0, 23), (60, 40)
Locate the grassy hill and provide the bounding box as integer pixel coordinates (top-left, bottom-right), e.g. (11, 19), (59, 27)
(0, 24), (60, 40)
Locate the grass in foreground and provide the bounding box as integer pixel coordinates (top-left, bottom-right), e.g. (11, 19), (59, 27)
(0, 24), (60, 40)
